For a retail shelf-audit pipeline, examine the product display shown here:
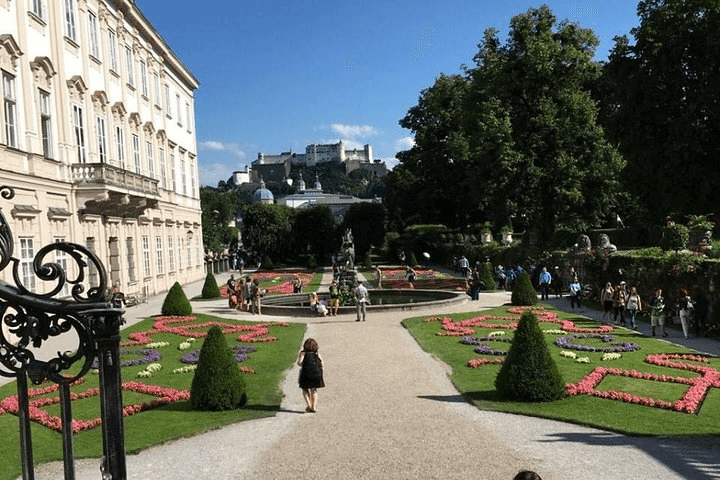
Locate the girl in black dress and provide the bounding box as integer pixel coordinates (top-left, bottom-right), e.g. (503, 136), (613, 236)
(297, 338), (325, 412)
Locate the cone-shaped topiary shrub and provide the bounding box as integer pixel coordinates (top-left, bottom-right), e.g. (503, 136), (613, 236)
(191, 326), (247, 410)
(511, 271), (538, 306)
(479, 262), (495, 291)
(494, 310), (566, 402)
(307, 255), (318, 270)
(363, 251), (372, 270)
(407, 251), (418, 267)
(161, 281), (192, 316)
(262, 255), (274, 270)
(201, 272), (221, 299)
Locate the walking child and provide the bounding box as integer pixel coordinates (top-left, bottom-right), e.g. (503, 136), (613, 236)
(297, 338), (325, 413)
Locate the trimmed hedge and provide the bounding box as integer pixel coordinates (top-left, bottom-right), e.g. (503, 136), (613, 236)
(190, 326), (247, 411)
(201, 272), (221, 299)
(494, 310), (566, 402)
(161, 282), (192, 316)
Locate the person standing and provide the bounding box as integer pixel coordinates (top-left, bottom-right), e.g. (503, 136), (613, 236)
(328, 279), (340, 315)
(354, 281), (369, 322)
(374, 265), (382, 288)
(459, 255), (470, 278)
(613, 283), (627, 325)
(297, 338), (325, 413)
(600, 282), (615, 320)
(648, 288), (667, 337)
(677, 288), (694, 339)
(292, 274), (303, 294)
(538, 267), (552, 301)
(626, 287), (642, 330)
(569, 275), (582, 310)
(552, 266), (562, 298)
(251, 278), (264, 315)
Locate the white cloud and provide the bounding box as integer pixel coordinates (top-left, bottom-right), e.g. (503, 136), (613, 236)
(330, 124), (378, 139)
(199, 162), (232, 187)
(395, 136), (414, 153)
(199, 141), (246, 158)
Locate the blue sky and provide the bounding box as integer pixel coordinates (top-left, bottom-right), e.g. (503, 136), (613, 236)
(135, 1), (640, 187)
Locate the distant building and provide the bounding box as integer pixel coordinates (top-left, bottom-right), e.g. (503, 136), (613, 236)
(252, 178), (274, 204)
(252, 141), (386, 183)
(231, 166), (252, 186)
(276, 174), (380, 223)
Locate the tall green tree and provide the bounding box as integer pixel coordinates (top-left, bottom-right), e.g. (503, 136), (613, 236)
(599, 0), (720, 221)
(340, 202), (386, 260)
(293, 205), (337, 262)
(240, 203), (295, 262)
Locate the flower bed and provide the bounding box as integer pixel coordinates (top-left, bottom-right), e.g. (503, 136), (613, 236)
(220, 271), (314, 297)
(554, 334), (641, 353)
(379, 267), (466, 290)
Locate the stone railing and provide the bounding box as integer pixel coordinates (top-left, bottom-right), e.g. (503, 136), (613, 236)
(71, 163), (159, 196)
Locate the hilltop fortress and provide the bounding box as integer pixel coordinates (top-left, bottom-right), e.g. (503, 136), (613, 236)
(249, 141), (387, 183)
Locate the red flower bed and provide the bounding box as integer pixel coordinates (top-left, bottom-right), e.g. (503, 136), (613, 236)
(220, 271), (314, 297)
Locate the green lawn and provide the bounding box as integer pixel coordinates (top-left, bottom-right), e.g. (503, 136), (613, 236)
(402, 305), (720, 437)
(0, 313), (306, 480)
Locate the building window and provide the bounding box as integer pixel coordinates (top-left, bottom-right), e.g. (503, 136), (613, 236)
(64, 0), (77, 41)
(153, 73), (160, 107)
(176, 94), (182, 125)
(187, 236), (192, 267)
(180, 157), (187, 195)
(155, 236), (164, 274)
(164, 84), (171, 117)
(97, 116), (107, 163)
(167, 235), (174, 271)
(31, 0), (44, 20)
(170, 152), (176, 191)
(177, 236), (183, 269)
(87, 11), (100, 58)
(185, 102), (191, 131)
(72, 104), (86, 163)
(115, 125), (125, 168)
(142, 235), (150, 278)
(132, 134), (141, 174)
(126, 237), (136, 282)
(196, 237), (202, 269)
(146, 141), (154, 178)
(190, 159), (196, 197)
(108, 29), (118, 72)
(125, 46), (134, 87)
(159, 147), (166, 189)
(54, 237), (70, 296)
(85, 237), (99, 288)
(40, 91), (52, 158)
(20, 237), (36, 292)
(3, 72), (18, 148)
(140, 60), (148, 97)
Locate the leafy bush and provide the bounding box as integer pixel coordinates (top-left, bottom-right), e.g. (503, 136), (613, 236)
(201, 272), (221, 299)
(190, 326), (247, 411)
(306, 255), (318, 270)
(511, 271), (538, 306)
(262, 255), (275, 270)
(407, 251), (418, 267)
(363, 251), (372, 269)
(479, 262), (496, 291)
(661, 224), (688, 251)
(161, 282), (192, 316)
(494, 310), (566, 402)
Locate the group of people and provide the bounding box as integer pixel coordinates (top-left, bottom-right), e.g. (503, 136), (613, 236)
(226, 274), (265, 314)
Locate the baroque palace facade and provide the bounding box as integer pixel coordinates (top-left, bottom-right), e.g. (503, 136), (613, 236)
(0, 0), (204, 299)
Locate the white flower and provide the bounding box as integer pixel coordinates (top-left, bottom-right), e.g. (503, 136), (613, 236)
(560, 350), (577, 359)
(576, 357), (590, 363)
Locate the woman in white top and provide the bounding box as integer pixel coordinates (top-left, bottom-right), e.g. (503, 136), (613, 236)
(625, 287), (642, 330)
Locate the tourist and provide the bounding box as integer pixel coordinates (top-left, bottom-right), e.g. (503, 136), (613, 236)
(459, 255), (470, 278)
(406, 266), (416, 284)
(251, 278), (265, 315)
(242, 276), (253, 311)
(292, 274), (303, 294)
(600, 282), (615, 321)
(227, 274), (236, 291)
(309, 292), (328, 316)
(235, 279), (246, 311)
(626, 286), (642, 330)
(238, 257), (244, 274)
(297, 338), (325, 413)
(612, 283), (627, 325)
(552, 266), (562, 298)
(374, 265), (382, 288)
(538, 267), (551, 300)
(648, 288), (667, 337)
(354, 281), (369, 322)
(677, 288), (694, 339)
(469, 267), (481, 300)
(513, 471), (542, 480)
(569, 275), (582, 310)
(328, 279), (340, 315)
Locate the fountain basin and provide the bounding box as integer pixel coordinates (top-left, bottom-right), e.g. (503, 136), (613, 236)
(259, 289), (468, 317)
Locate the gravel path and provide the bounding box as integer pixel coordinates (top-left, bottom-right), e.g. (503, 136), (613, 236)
(22, 271), (720, 479)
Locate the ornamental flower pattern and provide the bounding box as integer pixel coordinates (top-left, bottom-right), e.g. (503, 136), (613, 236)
(554, 334), (641, 353)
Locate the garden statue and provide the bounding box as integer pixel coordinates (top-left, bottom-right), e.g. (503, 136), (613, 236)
(597, 233), (617, 253)
(574, 234), (592, 255)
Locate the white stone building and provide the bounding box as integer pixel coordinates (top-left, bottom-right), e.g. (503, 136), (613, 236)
(0, 0), (203, 299)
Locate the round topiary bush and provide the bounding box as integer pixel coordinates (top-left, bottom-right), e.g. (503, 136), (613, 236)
(479, 262), (495, 291)
(201, 272), (221, 299)
(494, 310), (566, 402)
(511, 271), (538, 306)
(191, 326), (247, 411)
(661, 224), (689, 251)
(161, 282), (192, 316)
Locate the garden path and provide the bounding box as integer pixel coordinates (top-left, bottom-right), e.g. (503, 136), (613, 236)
(26, 269), (720, 479)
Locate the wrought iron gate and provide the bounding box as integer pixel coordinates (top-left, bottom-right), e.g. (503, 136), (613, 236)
(0, 185), (127, 479)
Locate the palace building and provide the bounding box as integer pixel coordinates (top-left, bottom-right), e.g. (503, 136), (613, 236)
(0, 0), (204, 299)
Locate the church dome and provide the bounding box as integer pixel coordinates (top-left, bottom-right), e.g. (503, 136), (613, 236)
(252, 179), (274, 204)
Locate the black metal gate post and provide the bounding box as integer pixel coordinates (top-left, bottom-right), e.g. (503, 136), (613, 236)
(0, 185), (127, 479)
